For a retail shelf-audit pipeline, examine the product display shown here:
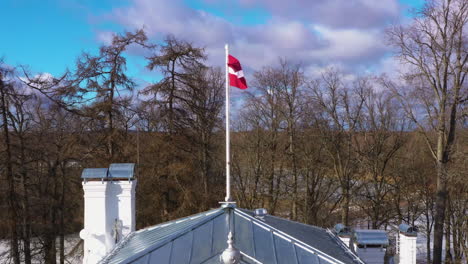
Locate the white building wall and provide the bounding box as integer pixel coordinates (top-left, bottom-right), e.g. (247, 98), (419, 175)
(399, 234), (417, 264)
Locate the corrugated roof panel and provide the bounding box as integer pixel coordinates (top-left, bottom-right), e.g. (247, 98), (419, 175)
(130, 255), (149, 264)
(190, 220), (213, 264)
(148, 243), (171, 263)
(103, 209), (225, 264)
(234, 212), (255, 257)
(273, 232), (298, 264)
(252, 222), (276, 263)
(211, 212), (228, 255)
(169, 232), (192, 264)
(295, 244), (320, 264)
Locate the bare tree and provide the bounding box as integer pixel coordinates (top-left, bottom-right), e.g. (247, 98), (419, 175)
(247, 65), (287, 214)
(232, 101), (270, 209)
(274, 60), (306, 220)
(299, 128), (340, 226)
(74, 29), (148, 161)
(354, 81), (406, 229)
(7, 84), (35, 264)
(309, 69), (365, 225)
(178, 67), (224, 208)
(144, 35), (206, 135)
(387, 0), (468, 262)
(0, 62), (21, 264)
(142, 36), (216, 215)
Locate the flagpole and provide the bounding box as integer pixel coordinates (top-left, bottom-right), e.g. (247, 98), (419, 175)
(225, 43), (232, 202)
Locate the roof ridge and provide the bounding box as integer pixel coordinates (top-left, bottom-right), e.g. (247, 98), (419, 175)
(136, 208), (223, 233)
(267, 213), (326, 231)
(238, 208), (326, 231)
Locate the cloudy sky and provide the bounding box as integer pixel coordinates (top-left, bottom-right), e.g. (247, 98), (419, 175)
(1, 0), (424, 82)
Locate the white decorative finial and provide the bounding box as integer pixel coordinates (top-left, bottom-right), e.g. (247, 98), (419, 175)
(220, 232), (240, 264)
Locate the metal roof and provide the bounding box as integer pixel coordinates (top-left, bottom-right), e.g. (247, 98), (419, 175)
(101, 207), (364, 264)
(353, 230), (389, 246)
(101, 208), (228, 264)
(235, 209), (362, 264)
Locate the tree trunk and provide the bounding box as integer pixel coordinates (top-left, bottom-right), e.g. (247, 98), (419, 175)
(200, 131), (209, 208)
(445, 194), (452, 263)
(425, 204), (432, 264)
(304, 171), (310, 224)
(19, 135), (32, 264)
(0, 76), (21, 264)
(341, 185), (350, 226)
(44, 232), (57, 264)
(289, 123), (298, 221)
(60, 166), (66, 264)
(107, 80), (115, 160)
(433, 161), (448, 264)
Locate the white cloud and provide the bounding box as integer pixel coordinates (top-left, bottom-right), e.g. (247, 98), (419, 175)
(238, 0), (401, 29)
(310, 25), (388, 61)
(101, 0), (402, 77)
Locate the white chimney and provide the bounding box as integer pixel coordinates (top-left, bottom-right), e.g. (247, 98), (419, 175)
(398, 224), (418, 264)
(80, 164), (137, 264)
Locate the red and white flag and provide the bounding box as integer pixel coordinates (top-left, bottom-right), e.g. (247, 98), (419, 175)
(228, 55), (248, 89)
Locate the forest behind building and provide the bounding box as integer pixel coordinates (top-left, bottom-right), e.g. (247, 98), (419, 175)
(0, 0), (467, 264)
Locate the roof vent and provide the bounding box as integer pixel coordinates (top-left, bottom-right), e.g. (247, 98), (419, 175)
(254, 208), (267, 219)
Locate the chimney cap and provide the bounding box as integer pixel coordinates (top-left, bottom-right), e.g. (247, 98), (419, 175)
(81, 168), (108, 180)
(334, 223), (351, 236)
(109, 163), (135, 180)
(81, 163), (136, 181)
(399, 224), (418, 236)
(353, 230), (389, 246)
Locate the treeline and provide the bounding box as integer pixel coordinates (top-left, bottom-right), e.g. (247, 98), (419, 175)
(0, 0), (467, 264)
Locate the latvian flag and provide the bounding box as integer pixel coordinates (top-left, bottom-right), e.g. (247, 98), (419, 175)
(228, 55), (248, 89)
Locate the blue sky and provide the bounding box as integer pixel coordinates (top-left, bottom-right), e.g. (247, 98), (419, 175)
(1, 0), (424, 80)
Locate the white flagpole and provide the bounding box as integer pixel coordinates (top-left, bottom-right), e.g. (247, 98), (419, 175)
(225, 43), (231, 202)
